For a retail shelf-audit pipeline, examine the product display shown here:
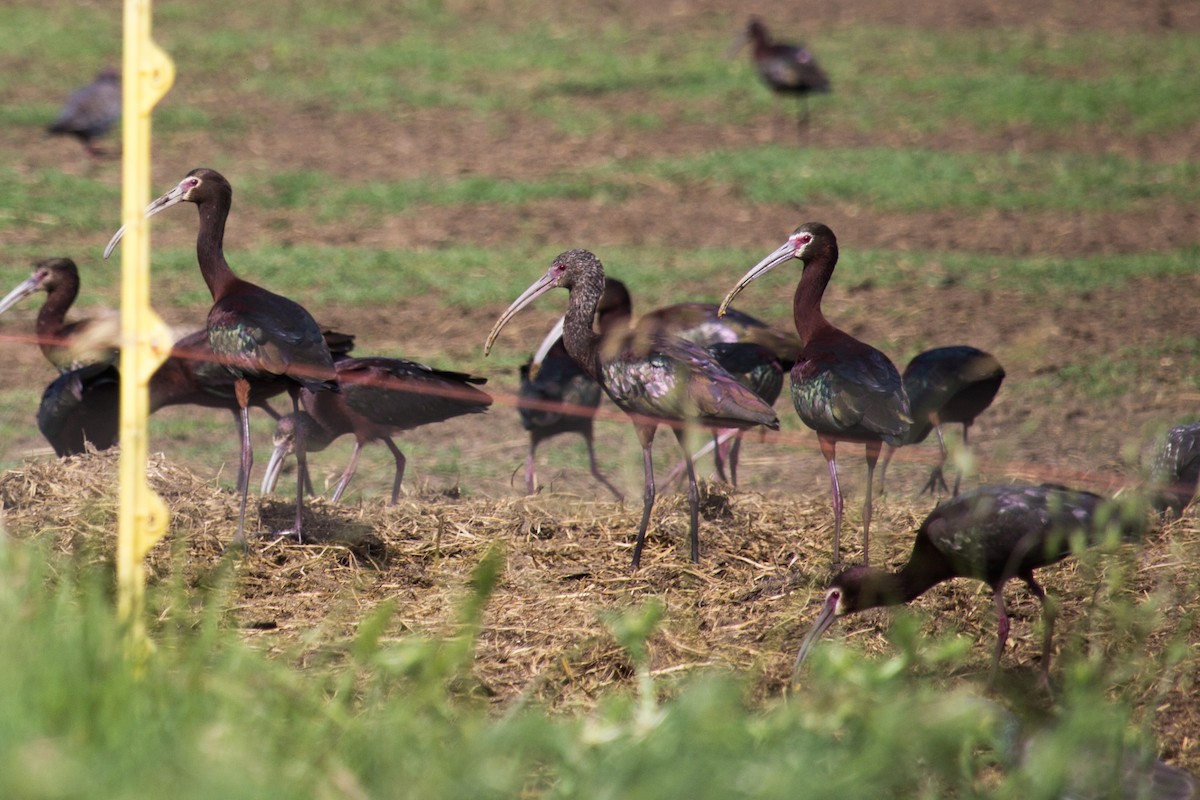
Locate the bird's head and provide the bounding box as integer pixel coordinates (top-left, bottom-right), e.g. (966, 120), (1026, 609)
(484, 249), (605, 357)
(717, 222), (836, 317)
(791, 564), (895, 683)
(260, 413), (319, 496)
(0, 257), (79, 315)
(103, 168), (232, 259)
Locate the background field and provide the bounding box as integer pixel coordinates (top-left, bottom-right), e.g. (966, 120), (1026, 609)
(0, 0), (1198, 795)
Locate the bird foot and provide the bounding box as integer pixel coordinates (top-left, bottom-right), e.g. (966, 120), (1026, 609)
(255, 527), (305, 544)
(920, 467), (950, 496)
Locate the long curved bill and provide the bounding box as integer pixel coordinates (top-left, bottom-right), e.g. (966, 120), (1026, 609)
(0, 274), (43, 316)
(791, 590), (841, 686)
(260, 437), (292, 496)
(102, 177), (194, 260)
(717, 240), (796, 318)
(483, 269), (560, 357)
(527, 313), (567, 381)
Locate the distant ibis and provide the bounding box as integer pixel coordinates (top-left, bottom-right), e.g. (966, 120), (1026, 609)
(519, 277), (631, 499)
(719, 222), (911, 565)
(36, 363), (120, 457)
(47, 68), (121, 158)
(486, 249), (779, 568)
(735, 17), (830, 132)
(792, 483), (1147, 685)
(1149, 422), (1200, 518)
(0, 257), (118, 372)
(878, 345), (1006, 497)
(261, 355), (492, 505)
(105, 168), (338, 545)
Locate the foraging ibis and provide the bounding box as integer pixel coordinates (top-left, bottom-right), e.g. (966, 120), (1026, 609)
(485, 249), (779, 568)
(1149, 422), (1200, 518)
(104, 168), (338, 545)
(792, 483), (1147, 684)
(36, 363), (120, 457)
(519, 277), (631, 499)
(878, 345), (1005, 497)
(261, 356), (492, 505)
(47, 68), (121, 158)
(735, 17), (830, 132)
(719, 222), (911, 565)
(0, 257), (118, 372)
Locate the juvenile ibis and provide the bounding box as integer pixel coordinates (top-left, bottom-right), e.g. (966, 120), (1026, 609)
(47, 68), (121, 159)
(719, 222), (911, 565)
(877, 345), (1006, 497)
(261, 356), (492, 505)
(792, 483), (1148, 684)
(519, 277), (631, 499)
(735, 17), (830, 132)
(104, 168), (338, 545)
(0, 257), (118, 372)
(485, 249), (779, 568)
(36, 363), (120, 457)
(1149, 422), (1200, 518)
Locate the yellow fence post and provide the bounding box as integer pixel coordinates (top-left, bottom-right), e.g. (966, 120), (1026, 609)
(115, 0), (175, 658)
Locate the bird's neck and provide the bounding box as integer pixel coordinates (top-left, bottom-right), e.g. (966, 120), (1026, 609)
(561, 283), (605, 381)
(37, 280), (78, 340)
(850, 566), (942, 612)
(792, 258), (834, 343)
(195, 202), (238, 300)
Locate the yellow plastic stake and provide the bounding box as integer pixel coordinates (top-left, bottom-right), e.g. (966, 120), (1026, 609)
(115, 0), (175, 657)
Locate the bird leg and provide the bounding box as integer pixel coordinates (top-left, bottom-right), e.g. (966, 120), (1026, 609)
(289, 389), (308, 543)
(1023, 575), (1054, 688)
(953, 424), (971, 497)
(584, 433), (624, 502)
(232, 379), (254, 548)
(726, 432), (744, 488)
(710, 431), (731, 484)
(383, 437), (407, 505)
(922, 415), (951, 496)
(863, 441), (882, 565)
(331, 442), (364, 505)
(990, 586), (1011, 682)
(525, 439), (539, 495)
(673, 427), (701, 564)
(818, 436), (843, 566)
(631, 425), (658, 570)
(876, 443), (896, 498)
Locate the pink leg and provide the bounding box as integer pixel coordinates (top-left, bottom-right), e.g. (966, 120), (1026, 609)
(819, 436), (843, 566)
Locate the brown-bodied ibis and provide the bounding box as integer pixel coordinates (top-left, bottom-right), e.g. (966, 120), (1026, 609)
(0, 257), (118, 372)
(877, 345), (1005, 497)
(519, 277), (631, 499)
(485, 249), (779, 568)
(47, 68), (120, 159)
(719, 222), (911, 565)
(36, 363), (120, 457)
(1149, 422), (1200, 518)
(735, 17), (830, 132)
(104, 168), (338, 545)
(791, 483), (1147, 685)
(261, 355), (492, 505)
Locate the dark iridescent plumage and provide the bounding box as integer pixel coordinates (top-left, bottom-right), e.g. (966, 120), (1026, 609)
(1150, 422), (1200, 517)
(262, 356), (492, 504)
(37, 363), (120, 457)
(878, 345), (1006, 496)
(0, 257), (117, 372)
(47, 68), (120, 158)
(739, 17), (830, 132)
(486, 249), (779, 568)
(719, 222), (911, 565)
(793, 484), (1148, 683)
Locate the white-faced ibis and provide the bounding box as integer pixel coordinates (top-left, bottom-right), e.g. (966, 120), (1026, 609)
(735, 17), (830, 132)
(792, 483), (1147, 685)
(719, 222), (911, 565)
(260, 356), (492, 505)
(1149, 422), (1200, 518)
(104, 168), (338, 545)
(36, 363), (120, 457)
(877, 345), (1006, 497)
(47, 68), (121, 159)
(0, 257), (118, 372)
(485, 249), (779, 568)
(519, 277), (631, 499)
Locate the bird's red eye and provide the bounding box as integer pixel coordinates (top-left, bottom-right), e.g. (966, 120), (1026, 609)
(795, 233), (812, 247)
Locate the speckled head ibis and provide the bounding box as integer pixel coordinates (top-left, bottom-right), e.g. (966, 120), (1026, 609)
(878, 345), (1005, 497)
(0, 257), (117, 372)
(260, 356), (492, 505)
(518, 277), (631, 499)
(36, 363), (120, 457)
(486, 249), (779, 568)
(736, 17), (830, 131)
(719, 222), (911, 565)
(792, 484), (1148, 685)
(104, 168), (338, 545)
(1149, 422), (1200, 518)
(47, 68), (120, 158)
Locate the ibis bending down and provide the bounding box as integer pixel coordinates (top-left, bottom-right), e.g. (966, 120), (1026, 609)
(719, 222), (911, 566)
(486, 249), (779, 568)
(1149, 422), (1200, 518)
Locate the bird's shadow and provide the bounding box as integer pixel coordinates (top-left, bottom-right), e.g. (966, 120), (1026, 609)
(256, 499), (389, 567)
